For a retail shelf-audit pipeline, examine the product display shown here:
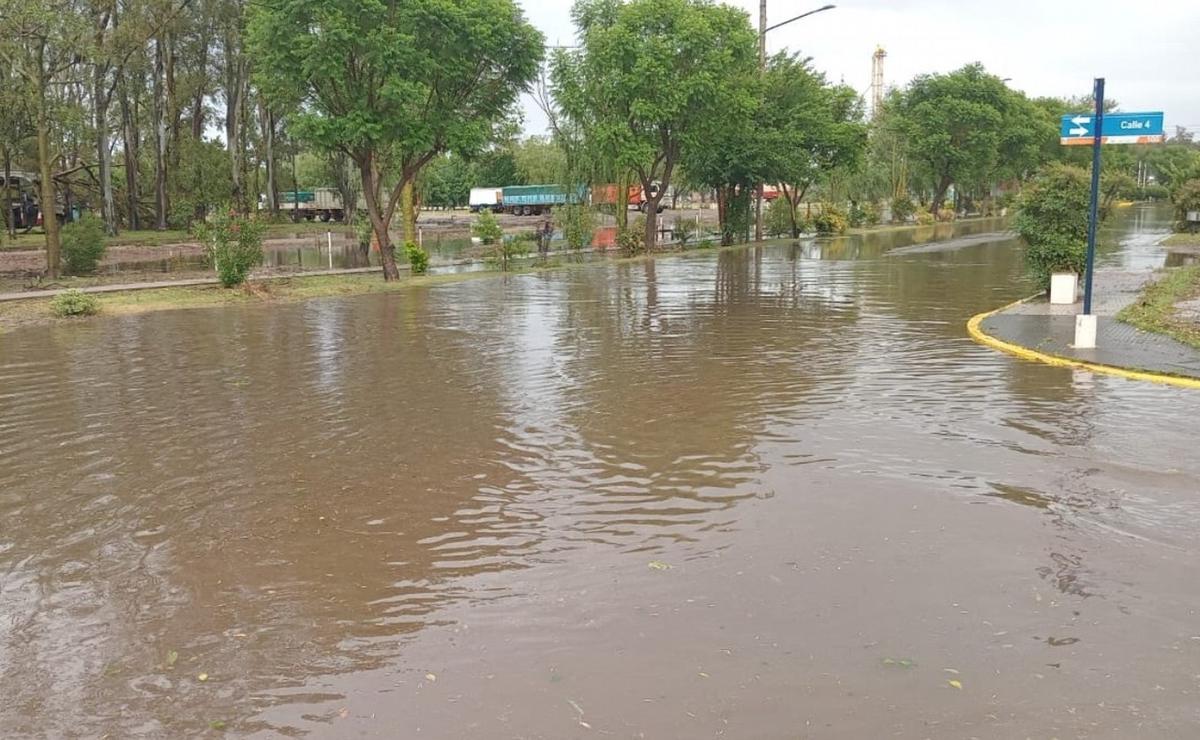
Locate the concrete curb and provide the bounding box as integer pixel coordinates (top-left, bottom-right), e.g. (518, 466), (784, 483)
(967, 298), (1200, 390)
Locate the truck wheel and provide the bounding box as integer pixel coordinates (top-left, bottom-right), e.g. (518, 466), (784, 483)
(521, 206), (532, 216)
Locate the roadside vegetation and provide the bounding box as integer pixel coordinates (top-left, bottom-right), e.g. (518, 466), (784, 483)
(2, 0), (1198, 291)
(1118, 266), (1200, 349)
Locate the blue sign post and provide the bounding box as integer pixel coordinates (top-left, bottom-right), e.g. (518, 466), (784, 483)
(1061, 96), (1165, 348)
(1082, 80), (1105, 320)
(1060, 111), (1165, 146)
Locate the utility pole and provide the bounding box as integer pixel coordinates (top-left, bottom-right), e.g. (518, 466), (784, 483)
(755, 0), (767, 243)
(755, 4), (836, 243)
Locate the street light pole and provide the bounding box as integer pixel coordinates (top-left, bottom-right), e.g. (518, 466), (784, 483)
(755, 3), (836, 243)
(756, 0), (767, 243)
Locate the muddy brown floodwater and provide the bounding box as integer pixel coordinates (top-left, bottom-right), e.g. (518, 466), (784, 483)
(2, 207), (1199, 738)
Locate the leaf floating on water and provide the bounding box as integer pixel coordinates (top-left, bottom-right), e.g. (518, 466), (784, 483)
(209, 720), (227, 731)
(947, 679), (963, 690)
(578, 721), (592, 729)
(165, 650), (178, 668)
(943, 668), (960, 675)
(698, 672), (710, 678)
(337, 708), (350, 720)
(197, 673), (209, 682)
(882, 657), (916, 669)
(425, 673), (437, 683)
(648, 561), (672, 571)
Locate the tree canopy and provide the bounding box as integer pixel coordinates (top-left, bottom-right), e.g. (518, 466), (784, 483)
(248, 0), (543, 278)
(553, 0), (758, 248)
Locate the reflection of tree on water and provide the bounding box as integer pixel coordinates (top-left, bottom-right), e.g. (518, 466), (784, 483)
(488, 248), (866, 554)
(0, 295), (560, 736)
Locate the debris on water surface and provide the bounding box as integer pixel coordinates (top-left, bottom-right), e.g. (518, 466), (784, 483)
(648, 561), (672, 570)
(882, 657), (916, 669)
(197, 673), (209, 682)
(947, 679), (963, 690)
(165, 650), (178, 669)
(425, 673), (437, 682)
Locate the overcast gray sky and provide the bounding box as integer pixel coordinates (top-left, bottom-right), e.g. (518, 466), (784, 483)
(516, 0), (1200, 136)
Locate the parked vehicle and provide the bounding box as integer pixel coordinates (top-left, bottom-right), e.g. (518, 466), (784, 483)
(591, 183), (667, 214)
(469, 187), (503, 213)
(4, 171), (68, 229)
(268, 188), (345, 222)
(500, 185), (584, 216)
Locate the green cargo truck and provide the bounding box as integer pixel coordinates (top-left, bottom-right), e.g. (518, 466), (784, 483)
(500, 185), (585, 216)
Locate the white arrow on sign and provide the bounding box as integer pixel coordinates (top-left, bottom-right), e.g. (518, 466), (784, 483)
(1070, 126), (1089, 136)
(1071, 115), (1091, 126)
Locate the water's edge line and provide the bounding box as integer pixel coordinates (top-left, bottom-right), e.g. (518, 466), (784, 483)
(966, 298), (1200, 390)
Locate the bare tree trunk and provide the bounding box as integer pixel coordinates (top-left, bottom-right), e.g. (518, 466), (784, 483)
(35, 68), (61, 276)
(616, 170), (629, 230)
(358, 154), (400, 281)
(931, 174), (951, 218)
(401, 180), (416, 245)
(332, 152), (356, 224)
(3, 148), (12, 239)
(119, 68), (141, 231)
(189, 28), (209, 223)
(643, 192), (660, 250)
(152, 36), (168, 230)
(93, 9), (118, 236)
(261, 103), (277, 216)
(224, 28), (246, 211)
(96, 92), (116, 235)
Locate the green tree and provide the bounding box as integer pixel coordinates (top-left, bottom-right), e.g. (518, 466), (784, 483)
(421, 153), (473, 209)
(1, 0), (90, 276)
(513, 136), (567, 185)
(553, 0), (758, 249)
(895, 63), (1046, 218)
(759, 53), (866, 238)
(249, 0), (543, 280)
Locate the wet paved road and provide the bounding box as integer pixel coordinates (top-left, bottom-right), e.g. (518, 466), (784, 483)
(2, 208), (1199, 738)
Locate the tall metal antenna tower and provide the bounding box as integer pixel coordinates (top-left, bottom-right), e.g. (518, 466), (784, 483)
(870, 46), (887, 119)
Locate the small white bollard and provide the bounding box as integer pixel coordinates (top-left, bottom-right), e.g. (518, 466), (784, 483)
(1074, 314), (1098, 349)
(1050, 272), (1079, 305)
(327, 231), (333, 269)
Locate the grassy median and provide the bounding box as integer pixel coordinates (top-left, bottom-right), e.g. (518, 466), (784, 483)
(1118, 265), (1200, 349)
(0, 271), (489, 333)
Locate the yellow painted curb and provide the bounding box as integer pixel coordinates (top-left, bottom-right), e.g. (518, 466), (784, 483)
(966, 300), (1200, 390)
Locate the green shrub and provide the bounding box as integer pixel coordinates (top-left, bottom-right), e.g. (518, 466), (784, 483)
(195, 210), (266, 288)
(1014, 164), (1092, 289)
(1141, 183), (1170, 201)
(890, 195), (916, 223)
(618, 216), (646, 256)
(50, 289), (99, 318)
(473, 209), (503, 245)
(486, 234), (532, 271)
(812, 204), (848, 235)
(354, 213), (374, 251)
(554, 204), (595, 250)
(765, 197), (794, 237)
(697, 237), (715, 250)
(1173, 179), (1200, 232)
(848, 202), (880, 228)
(673, 217), (698, 247)
(404, 241), (430, 274)
(914, 207), (935, 226)
(61, 214), (107, 275)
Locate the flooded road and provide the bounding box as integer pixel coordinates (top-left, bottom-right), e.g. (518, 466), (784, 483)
(3, 207), (1199, 738)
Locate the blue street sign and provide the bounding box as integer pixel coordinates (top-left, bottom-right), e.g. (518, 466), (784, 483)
(1060, 111), (1165, 145)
